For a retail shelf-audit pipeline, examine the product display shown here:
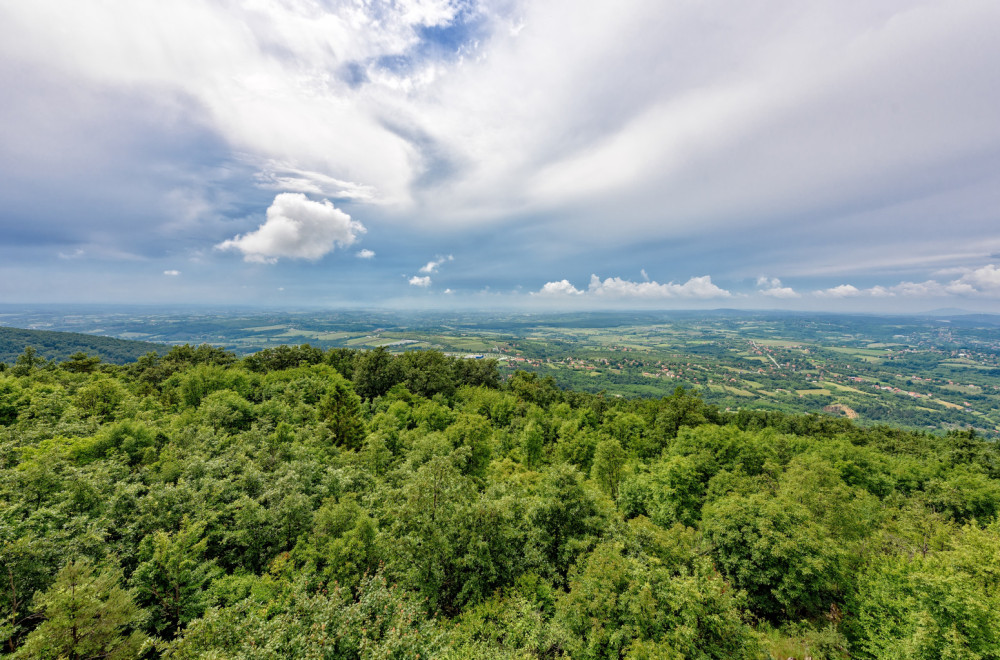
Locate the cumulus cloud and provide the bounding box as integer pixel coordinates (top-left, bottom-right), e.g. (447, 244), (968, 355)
(756, 276), (799, 298)
(535, 274), (730, 299)
(816, 284), (862, 298)
(216, 193), (364, 264)
(419, 255), (454, 274)
(590, 274), (730, 299)
(534, 279), (584, 296)
(812, 267), (1000, 299)
(953, 264), (1000, 292)
(163, 270), (181, 276)
(409, 275), (431, 287)
(356, 249), (376, 259)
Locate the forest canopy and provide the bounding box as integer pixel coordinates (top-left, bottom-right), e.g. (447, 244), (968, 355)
(1, 343), (998, 658)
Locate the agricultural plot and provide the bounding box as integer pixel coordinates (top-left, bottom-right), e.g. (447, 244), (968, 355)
(2, 307), (999, 435)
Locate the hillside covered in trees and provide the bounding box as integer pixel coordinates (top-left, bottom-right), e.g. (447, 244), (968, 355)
(0, 326), (167, 365)
(1, 343), (999, 658)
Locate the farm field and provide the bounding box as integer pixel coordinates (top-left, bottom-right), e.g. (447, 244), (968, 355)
(2, 307), (999, 436)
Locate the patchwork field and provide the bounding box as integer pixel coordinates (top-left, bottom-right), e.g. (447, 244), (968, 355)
(2, 307), (998, 435)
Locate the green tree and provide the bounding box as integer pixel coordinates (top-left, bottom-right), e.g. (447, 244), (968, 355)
(318, 372), (365, 449)
(14, 558), (147, 660)
(591, 438), (626, 501)
(702, 492), (846, 620)
(11, 347), (43, 377)
(61, 351), (102, 374)
(848, 521), (1000, 659)
(352, 346), (402, 400)
(132, 518), (220, 639)
(74, 377), (127, 421)
(555, 541), (764, 659)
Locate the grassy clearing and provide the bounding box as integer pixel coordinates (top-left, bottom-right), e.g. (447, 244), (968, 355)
(821, 381), (873, 395)
(246, 324), (288, 332)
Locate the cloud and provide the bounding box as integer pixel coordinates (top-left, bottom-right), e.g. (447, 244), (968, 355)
(816, 284), (862, 298)
(756, 276), (799, 298)
(216, 193), (365, 263)
(954, 264), (1000, 292)
(163, 269), (181, 276)
(4, 1), (1000, 307)
(812, 267), (1000, 299)
(534, 279), (584, 296)
(255, 162), (378, 201)
(356, 249), (376, 259)
(419, 254), (454, 273)
(535, 274), (730, 299)
(589, 274), (731, 299)
(409, 275), (431, 287)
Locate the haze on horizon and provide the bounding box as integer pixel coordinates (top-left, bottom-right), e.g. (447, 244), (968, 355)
(2, 0), (999, 313)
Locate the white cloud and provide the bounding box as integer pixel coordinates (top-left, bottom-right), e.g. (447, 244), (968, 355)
(5, 0), (1000, 305)
(756, 276), (799, 298)
(812, 268), (1000, 299)
(216, 193), (364, 263)
(409, 275), (431, 287)
(444, 288), (454, 294)
(890, 280), (947, 297)
(589, 274), (731, 299)
(356, 249), (376, 259)
(419, 254), (454, 273)
(816, 284), (862, 298)
(255, 162), (378, 201)
(954, 264), (1000, 292)
(534, 279), (584, 296)
(163, 269), (181, 276)
(761, 286), (799, 299)
(534, 274), (730, 299)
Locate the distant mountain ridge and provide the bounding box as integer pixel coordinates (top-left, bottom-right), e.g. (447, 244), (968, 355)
(0, 326), (168, 365)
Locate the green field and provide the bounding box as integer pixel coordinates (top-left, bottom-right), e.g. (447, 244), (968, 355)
(2, 308), (999, 435)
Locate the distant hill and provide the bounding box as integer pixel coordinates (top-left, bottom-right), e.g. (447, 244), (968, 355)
(0, 326), (168, 365)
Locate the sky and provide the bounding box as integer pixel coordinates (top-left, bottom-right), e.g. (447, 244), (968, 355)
(1, 0), (1000, 312)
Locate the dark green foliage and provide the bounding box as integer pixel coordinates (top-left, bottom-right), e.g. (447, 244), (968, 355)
(0, 343), (998, 658)
(702, 493), (846, 620)
(0, 327), (166, 365)
(353, 346), (403, 399)
(242, 343), (325, 373)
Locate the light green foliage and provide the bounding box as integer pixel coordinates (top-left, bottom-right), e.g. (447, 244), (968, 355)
(168, 571), (447, 659)
(521, 420), (545, 468)
(445, 412), (493, 477)
(14, 558), (147, 660)
(555, 541), (765, 659)
(848, 521), (1000, 659)
(590, 438), (626, 500)
(620, 454), (705, 527)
